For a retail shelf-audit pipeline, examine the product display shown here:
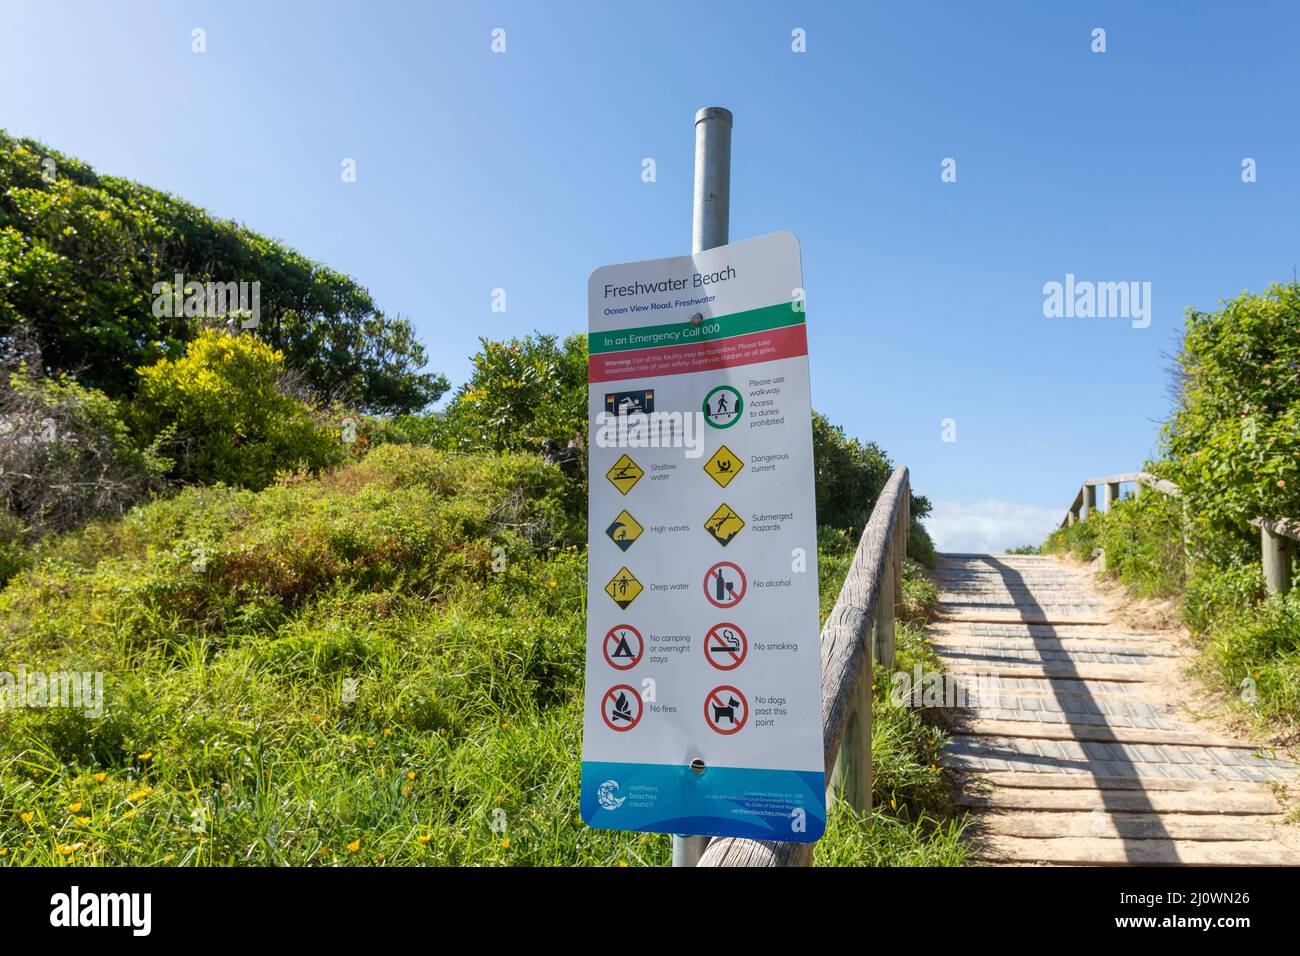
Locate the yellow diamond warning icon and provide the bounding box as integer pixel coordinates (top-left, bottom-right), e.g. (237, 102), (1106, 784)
(605, 509), (643, 552)
(703, 445), (744, 488)
(604, 567), (644, 609)
(605, 454), (644, 495)
(704, 503), (745, 547)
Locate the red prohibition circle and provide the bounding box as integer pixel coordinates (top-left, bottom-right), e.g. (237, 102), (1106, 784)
(704, 685), (748, 735)
(602, 624), (644, 670)
(703, 561), (747, 608)
(703, 623), (747, 671)
(601, 684), (643, 732)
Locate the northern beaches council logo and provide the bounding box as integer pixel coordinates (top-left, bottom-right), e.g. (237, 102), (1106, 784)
(597, 780), (626, 810)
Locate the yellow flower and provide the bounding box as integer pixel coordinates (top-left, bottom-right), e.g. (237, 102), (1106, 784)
(548, 581), (557, 589)
(407, 771), (416, 781)
(93, 773), (107, 783)
(383, 727), (393, 737)
(137, 752), (152, 762)
(375, 767), (385, 778)
(346, 839), (361, 853)
(617, 860), (628, 867)
(121, 809), (137, 820)
(127, 788), (152, 801)
(500, 838), (510, 849)
(417, 835), (431, 845)
(313, 714), (323, 723)
(495, 794), (504, 804)
(890, 798), (897, 811)
(0, 849), (7, 857)
(68, 802), (82, 813)
(75, 816), (91, 826)
(19, 812), (33, 824)
(58, 842), (85, 856)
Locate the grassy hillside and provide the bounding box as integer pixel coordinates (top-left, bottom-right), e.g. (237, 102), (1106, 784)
(0, 445), (964, 865)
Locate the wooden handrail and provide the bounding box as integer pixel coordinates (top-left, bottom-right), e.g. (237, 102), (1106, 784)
(698, 466), (910, 867)
(1060, 471), (1296, 595)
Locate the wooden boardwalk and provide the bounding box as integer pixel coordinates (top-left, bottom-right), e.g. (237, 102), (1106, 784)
(931, 553), (1300, 865)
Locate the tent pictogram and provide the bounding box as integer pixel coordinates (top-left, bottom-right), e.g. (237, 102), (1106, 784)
(703, 623), (747, 670)
(604, 566), (644, 609)
(603, 624), (644, 670)
(602, 684), (643, 731)
(704, 685), (748, 734)
(703, 561), (746, 608)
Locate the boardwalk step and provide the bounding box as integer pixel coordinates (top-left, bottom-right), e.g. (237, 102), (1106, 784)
(955, 787), (1283, 814)
(977, 835), (1300, 866)
(955, 718), (1258, 749)
(965, 771), (1284, 793)
(976, 810), (1287, 841)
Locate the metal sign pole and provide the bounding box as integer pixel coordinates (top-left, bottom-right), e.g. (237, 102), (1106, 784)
(672, 105), (733, 869)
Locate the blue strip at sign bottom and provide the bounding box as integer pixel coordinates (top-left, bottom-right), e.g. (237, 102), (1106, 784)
(581, 762), (826, 843)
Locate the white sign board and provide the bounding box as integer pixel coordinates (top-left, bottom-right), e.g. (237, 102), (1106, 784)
(580, 231), (825, 843)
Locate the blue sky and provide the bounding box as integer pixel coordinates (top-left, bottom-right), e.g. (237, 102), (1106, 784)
(3, 1), (1297, 551)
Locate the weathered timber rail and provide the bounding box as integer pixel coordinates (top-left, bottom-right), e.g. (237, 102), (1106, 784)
(699, 466), (910, 866)
(1061, 471), (1297, 595)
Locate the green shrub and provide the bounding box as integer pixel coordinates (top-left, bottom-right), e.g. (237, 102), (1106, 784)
(1184, 561), (1265, 636)
(131, 330), (341, 490)
(0, 515), (27, 585)
(1, 367), (169, 540)
(1160, 282), (1300, 546)
(1202, 592), (1300, 726)
(1042, 513), (1101, 561)
(1097, 492), (1186, 597)
(0, 132), (446, 412)
(438, 333), (587, 454)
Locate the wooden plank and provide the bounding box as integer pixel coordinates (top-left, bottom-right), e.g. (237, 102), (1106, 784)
(977, 835), (1300, 866)
(956, 787), (1282, 815)
(955, 718), (1254, 749)
(975, 811), (1286, 841)
(964, 771), (1279, 793)
(937, 661), (1151, 682)
(936, 607), (1112, 625)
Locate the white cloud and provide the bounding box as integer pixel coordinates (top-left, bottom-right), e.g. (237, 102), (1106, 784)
(923, 499), (1062, 554)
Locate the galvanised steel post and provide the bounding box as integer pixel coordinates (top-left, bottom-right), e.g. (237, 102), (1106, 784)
(673, 106), (733, 869)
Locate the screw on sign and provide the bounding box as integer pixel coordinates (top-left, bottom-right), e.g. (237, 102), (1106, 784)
(603, 624), (644, 670)
(703, 623), (747, 670)
(704, 685), (748, 735)
(601, 684), (643, 732)
(703, 561), (746, 608)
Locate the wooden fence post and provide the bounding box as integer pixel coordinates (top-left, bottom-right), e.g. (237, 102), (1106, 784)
(828, 652), (871, 813)
(1262, 525), (1293, 596)
(874, 543), (896, 671)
